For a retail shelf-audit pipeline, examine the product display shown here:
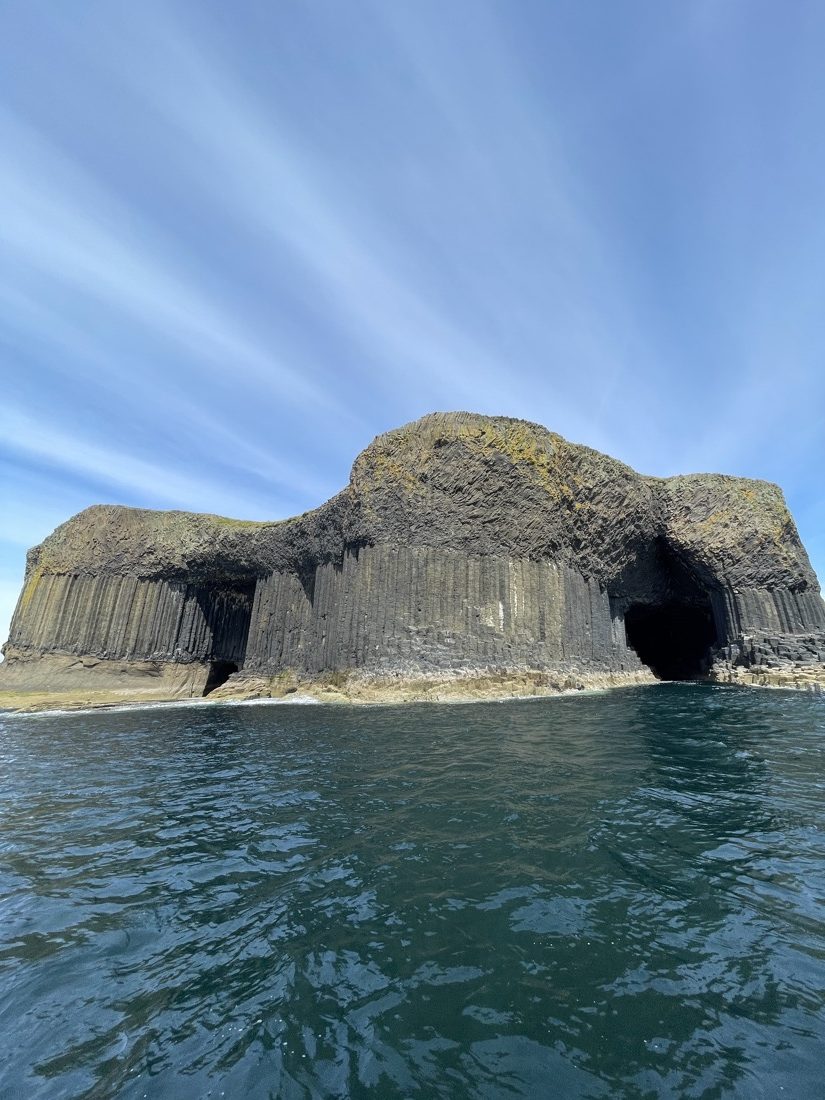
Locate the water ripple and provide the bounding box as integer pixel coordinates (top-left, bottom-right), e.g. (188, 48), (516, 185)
(1, 684), (824, 1097)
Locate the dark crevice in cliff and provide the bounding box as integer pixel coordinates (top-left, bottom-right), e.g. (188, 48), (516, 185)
(298, 568), (316, 604)
(625, 601), (717, 680)
(203, 660), (238, 695)
(195, 582), (255, 665)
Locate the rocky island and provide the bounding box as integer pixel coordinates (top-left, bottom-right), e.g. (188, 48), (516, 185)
(2, 412), (824, 710)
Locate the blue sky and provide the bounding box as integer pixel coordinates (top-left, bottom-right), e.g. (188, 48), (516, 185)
(2, 0), (824, 649)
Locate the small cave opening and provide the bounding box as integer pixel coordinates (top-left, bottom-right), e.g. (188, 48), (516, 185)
(624, 602), (717, 681)
(203, 660), (238, 696)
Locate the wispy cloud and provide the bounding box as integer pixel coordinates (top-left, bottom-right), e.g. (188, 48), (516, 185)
(1, 0), (824, 654)
(109, 22), (517, 408)
(0, 283), (336, 504)
(0, 406), (276, 517)
(89, 1), (657, 446)
(0, 110), (348, 418)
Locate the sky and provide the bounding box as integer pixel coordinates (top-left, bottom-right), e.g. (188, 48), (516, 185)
(1, 0), (824, 650)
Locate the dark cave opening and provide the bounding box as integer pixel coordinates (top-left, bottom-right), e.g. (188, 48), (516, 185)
(203, 660), (239, 696)
(195, 580), (256, 667)
(624, 601), (717, 681)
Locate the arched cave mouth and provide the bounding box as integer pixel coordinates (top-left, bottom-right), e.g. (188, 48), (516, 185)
(624, 601), (717, 681)
(203, 660), (238, 696)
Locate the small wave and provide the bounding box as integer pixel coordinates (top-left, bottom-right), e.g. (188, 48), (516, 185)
(221, 695), (321, 707)
(16, 694), (324, 718)
(16, 698), (222, 719)
(2, 682), (825, 1099)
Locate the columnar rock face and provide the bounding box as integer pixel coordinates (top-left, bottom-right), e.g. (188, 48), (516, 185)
(3, 412), (824, 699)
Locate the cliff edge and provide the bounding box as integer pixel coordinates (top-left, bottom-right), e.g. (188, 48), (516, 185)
(3, 412), (824, 709)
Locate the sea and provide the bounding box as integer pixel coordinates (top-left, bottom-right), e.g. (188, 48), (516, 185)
(1, 683), (824, 1098)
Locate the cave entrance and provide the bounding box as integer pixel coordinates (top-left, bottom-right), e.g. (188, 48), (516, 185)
(624, 602), (717, 681)
(203, 660), (238, 696)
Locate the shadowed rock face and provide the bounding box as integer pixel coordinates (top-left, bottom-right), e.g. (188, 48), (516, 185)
(3, 412), (824, 698)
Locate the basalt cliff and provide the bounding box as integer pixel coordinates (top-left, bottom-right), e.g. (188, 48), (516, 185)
(2, 412), (824, 709)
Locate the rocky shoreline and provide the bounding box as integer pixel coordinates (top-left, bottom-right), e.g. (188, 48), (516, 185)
(4, 662), (825, 715)
(0, 666), (658, 714)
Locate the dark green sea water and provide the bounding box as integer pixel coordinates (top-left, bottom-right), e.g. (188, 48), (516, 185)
(1, 684), (825, 1099)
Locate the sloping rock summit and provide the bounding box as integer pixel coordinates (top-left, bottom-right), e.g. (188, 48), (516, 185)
(2, 412), (824, 708)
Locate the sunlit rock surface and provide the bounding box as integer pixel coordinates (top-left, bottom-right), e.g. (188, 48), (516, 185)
(3, 412), (824, 707)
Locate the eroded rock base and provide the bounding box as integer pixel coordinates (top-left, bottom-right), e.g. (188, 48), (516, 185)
(710, 629), (825, 693)
(0, 658), (657, 712)
(152, 664), (661, 705)
(0, 650), (212, 712)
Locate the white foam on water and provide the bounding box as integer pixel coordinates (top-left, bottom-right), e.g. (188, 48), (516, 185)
(15, 698), (219, 719)
(221, 695), (321, 707)
(14, 694), (324, 719)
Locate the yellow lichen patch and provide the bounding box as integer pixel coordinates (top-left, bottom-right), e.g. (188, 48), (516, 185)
(454, 420), (567, 496)
(18, 566), (43, 611)
(210, 515), (272, 528)
(367, 453), (424, 493)
(360, 415), (584, 502)
(693, 509), (730, 531)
